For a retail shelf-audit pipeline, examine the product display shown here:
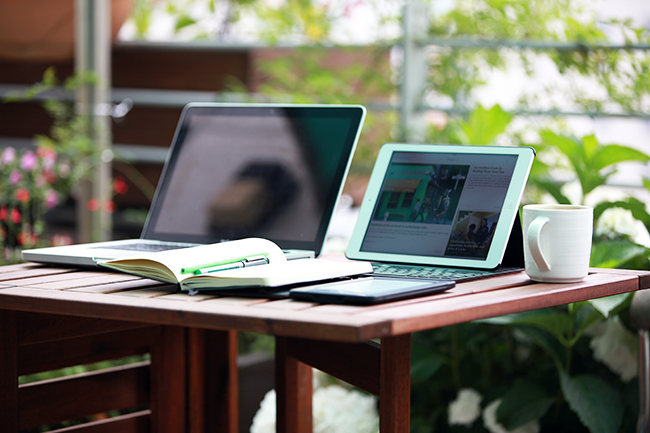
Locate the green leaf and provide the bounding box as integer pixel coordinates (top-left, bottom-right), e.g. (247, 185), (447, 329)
(480, 310), (573, 346)
(452, 104), (513, 145)
(590, 240), (647, 268)
(540, 131), (582, 162)
(571, 302), (605, 342)
(592, 144), (650, 171)
(481, 313), (567, 370)
(560, 372), (623, 433)
(587, 293), (632, 318)
(411, 353), (445, 382)
(582, 134), (599, 161)
(175, 14), (197, 31)
(532, 180), (573, 204)
(497, 381), (554, 430)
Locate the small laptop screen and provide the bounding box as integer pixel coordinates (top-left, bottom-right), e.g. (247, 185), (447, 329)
(359, 150), (519, 261)
(141, 104), (365, 254)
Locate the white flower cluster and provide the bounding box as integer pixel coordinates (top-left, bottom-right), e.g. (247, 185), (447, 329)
(448, 388), (482, 426)
(250, 369), (379, 433)
(312, 386), (379, 433)
(590, 317), (639, 382)
(595, 207), (640, 240)
(250, 389), (277, 433)
(448, 389), (540, 433)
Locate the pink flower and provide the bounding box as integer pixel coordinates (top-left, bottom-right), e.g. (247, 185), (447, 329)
(37, 147), (57, 170)
(20, 151), (37, 171)
(9, 169), (22, 185)
(87, 198), (100, 212)
(1, 147), (16, 165)
(104, 200), (116, 213)
(113, 176), (129, 195)
(51, 233), (73, 246)
(10, 207), (21, 224)
(14, 188), (30, 203)
(17, 231), (39, 247)
(43, 169), (57, 184)
(45, 189), (59, 209)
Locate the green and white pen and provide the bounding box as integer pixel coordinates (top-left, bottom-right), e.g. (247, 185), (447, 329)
(193, 255), (269, 275)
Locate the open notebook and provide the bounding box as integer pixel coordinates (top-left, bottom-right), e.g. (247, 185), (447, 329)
(345, 143), (535, 282)
(23, 103), (366, 267)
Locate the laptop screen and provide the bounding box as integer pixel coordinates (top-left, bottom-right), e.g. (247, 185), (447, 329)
(347, 144), (535, 269)
(141, 104), (366, 255)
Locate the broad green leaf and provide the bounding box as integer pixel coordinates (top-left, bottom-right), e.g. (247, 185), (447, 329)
(411, 353), (445, 382)
(590, 240), (647, 268)
(175, 14), (197, 31)
(532, 180), (572, 205)
(497, 381), (554, 430)
(516, 326), (565, 371)
(582, 134), (599, 161)
(571, 302), (605, 341)
(587, 293), (633, 318)
(560, 372), (623, 433)
(540, 131), (582, 161)
(592, 145), (650, 171)
(460, 104), (513, 145)
(480, 310), (573, 346)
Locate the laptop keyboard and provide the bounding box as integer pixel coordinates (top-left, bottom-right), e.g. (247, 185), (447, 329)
(98, 242), (194, 252)
(371, 263), (503, 281)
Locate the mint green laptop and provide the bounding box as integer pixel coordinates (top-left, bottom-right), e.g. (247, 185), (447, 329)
(346, 143), (535, 282)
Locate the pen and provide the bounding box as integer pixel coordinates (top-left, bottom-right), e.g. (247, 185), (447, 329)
(180, 253), (268, 274)
(193, 255), (269, 275)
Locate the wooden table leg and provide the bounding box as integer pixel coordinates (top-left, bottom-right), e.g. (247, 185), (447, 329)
(275, 337), (313, 433)
(380, 334), (411, 433)
(150, 326), (188, 433)
(277, 335), (411, 433)
(187, 329), (238, 433)
(0, 309), (18, 431)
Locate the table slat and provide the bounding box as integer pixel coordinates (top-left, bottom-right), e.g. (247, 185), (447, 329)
(359, 272), (639, 335)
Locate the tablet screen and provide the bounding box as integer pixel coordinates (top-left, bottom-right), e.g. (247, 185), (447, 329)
(347, 144), (535, 269)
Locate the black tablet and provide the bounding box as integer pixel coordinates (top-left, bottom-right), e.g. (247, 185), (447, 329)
(289, 277), (454, 305)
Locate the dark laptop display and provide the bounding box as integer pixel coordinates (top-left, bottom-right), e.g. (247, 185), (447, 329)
(143, 104), (364, 252)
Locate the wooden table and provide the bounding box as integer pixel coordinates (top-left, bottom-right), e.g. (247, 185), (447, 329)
(1, 263), (648, 433)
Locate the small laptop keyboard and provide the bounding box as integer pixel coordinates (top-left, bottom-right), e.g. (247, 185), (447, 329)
(371, 263), (498, 281)
(98, 242), (194, 252)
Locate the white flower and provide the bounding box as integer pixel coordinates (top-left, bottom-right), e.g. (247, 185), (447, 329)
(482, 399), (540, 433)
(590, 317), (638, 382)
(595, 207), (639, 240)
(250, 389), (277, 433)
(313, 386), (378, 433)
(250, 385), (379, 433)
(448, 388), (482, 426)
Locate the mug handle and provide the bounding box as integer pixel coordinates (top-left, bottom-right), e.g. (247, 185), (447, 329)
(527, 216), (551, 272)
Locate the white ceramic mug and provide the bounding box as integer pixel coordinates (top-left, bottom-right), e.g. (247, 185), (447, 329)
(522, 204), (593, 283)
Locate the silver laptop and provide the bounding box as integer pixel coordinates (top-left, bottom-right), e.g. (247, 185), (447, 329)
(23, 103), (366, 267)
(345, 143), (535, 282)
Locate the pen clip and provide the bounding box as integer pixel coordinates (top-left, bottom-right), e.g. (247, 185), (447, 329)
(243, 255), (269, 266)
